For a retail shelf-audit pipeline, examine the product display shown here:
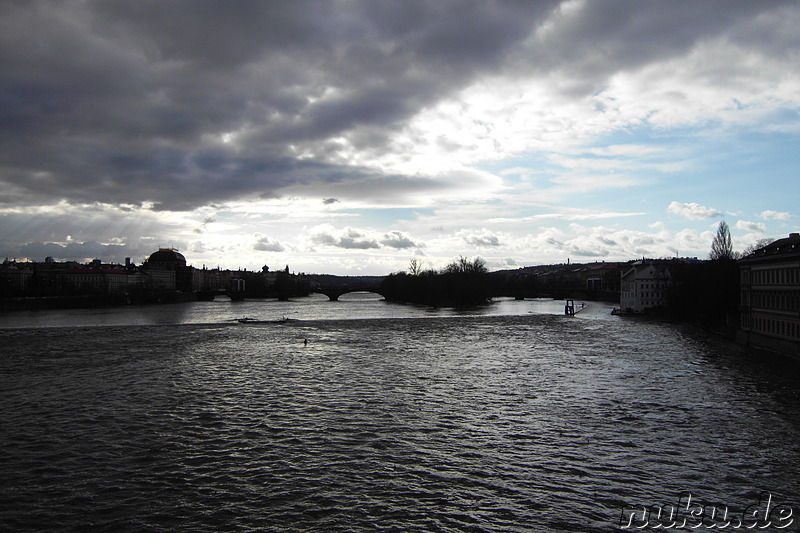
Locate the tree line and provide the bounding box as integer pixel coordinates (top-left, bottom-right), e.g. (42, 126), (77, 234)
(380, 256), (491, 306)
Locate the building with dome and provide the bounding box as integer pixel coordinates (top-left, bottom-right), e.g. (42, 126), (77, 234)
(143, 247), (193, 293)
(1, 246), (305, 307)
(145, 248), (187, 270)
(142, 248), (235, 298)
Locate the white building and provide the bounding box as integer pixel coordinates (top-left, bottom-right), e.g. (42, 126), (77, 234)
(620, 262), (672, 314)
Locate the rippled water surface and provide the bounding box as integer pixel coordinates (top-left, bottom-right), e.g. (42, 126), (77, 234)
(0, 293), (569, 329)
(2, 300), (800, 532)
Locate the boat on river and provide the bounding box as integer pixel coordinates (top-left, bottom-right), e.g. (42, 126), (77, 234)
(236, 316), (295, 324)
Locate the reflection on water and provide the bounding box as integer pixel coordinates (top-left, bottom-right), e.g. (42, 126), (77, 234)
(1, 300), (799, 532)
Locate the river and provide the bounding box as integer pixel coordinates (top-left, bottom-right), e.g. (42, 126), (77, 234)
(1, 295), (799, 532)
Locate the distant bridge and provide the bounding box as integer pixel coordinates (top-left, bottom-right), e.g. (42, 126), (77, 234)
(196, 288), (246, 301)
(311, 285), (385, 301)
(307, 275), (385, 301)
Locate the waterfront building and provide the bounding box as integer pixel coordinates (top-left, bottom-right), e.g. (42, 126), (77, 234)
(0, 260), (33, 297)
(193, 266), (230, 297)
(2, 248), (289, 306)
(143, 269), (176, 292)
(61, 267), (132, 296)
(143, 248), (192, 293)
(619, 261), (672, 314)
(738, 233), (800, 357)
(574, 262), (624, 299)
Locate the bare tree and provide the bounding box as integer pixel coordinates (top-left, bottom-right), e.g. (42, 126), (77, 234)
(444, 256), (488, 274)
(710, 221), (735, 260)
(741, 237), (774, 257)
(470, 257), (488, 274)
(408, 258), (423, 276)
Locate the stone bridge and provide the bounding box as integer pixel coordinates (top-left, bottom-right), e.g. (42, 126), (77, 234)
(311, 286), (386, 301)
(306, 275), (386, 301)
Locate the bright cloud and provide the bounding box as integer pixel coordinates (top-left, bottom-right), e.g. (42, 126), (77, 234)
(1, 1), (799, 274)
(735, 220), (767, 233)
(761, 210), (793, 220)
(307, 225), (422, 252)
(667, 201), (724, 220)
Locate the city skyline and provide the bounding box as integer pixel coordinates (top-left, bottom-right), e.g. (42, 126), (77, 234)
(2, 1), (799, 275)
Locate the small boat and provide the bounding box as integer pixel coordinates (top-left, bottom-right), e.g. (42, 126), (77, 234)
(236, 316), (296, 324)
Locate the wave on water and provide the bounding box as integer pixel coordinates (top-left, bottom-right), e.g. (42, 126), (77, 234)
(2, 310), (799, 532)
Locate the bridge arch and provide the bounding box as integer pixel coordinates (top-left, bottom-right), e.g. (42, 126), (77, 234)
(312, 287), (386, 301)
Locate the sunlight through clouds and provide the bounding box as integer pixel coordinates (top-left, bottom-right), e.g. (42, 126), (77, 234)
(1, 1), (798, 273)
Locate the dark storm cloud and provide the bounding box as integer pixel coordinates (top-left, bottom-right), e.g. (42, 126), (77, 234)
(0, 0), (553, 211)
(465, 234), (501, 247)
(0, 0), (794, 211)
(0, 207), (165, 262)
(380, 231), (420, 250)
(510, 0), (798, 84)
(253, 235), (286, 253)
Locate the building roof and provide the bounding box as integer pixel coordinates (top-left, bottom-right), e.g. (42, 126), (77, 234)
(147, 248), (187, 267)
(742, 233), (800, 261)
(621, 261), (673, 281)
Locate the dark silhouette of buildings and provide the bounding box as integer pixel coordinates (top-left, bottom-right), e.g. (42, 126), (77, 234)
(0, 248), (307, 308)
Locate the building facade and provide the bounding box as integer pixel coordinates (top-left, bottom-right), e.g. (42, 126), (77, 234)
(60, 268), (132, 296)
(738, 233), (800, 358)
(619, 261), (672, 314)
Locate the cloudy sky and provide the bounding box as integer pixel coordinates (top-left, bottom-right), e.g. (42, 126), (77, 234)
(2, 0), (799, 275)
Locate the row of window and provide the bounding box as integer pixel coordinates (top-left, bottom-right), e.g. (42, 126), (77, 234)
(742, 315), (800, 340)
(748, 266), (800, 286)
(621, 291), (666, 310)
(637, 281), (666, 289)
(637, 291), (665, 300)
(744, 290), (800, 312)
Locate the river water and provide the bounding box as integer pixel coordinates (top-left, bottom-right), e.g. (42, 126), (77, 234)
(1, 295), (799, 532)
